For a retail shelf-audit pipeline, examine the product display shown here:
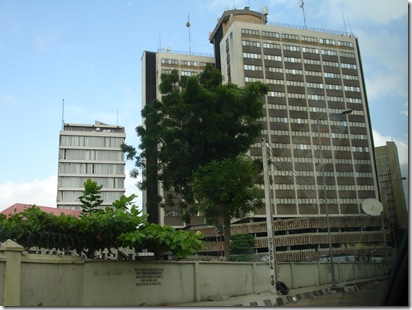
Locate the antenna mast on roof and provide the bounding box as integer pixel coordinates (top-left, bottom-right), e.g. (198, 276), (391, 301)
(186, 15), (191, 54)
(61, 99), (65, 130)
(300, 0), (307, 29)
(342, 11), (348, 35)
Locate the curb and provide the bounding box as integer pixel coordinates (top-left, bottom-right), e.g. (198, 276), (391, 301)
(232, 278), (386, 307)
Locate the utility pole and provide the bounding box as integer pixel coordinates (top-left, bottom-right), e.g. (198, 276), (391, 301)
(261, 138), (278, 292)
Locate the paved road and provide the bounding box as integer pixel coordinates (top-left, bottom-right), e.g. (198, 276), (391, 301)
(281, 280), (387, 307)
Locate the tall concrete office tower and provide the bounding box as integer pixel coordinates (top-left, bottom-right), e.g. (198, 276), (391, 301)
(141, 49), (214, 224)
(57, 121), (126, 211)
(375, 141), (407, 245)
(209, 7), (380, 216)
(142, 8), (384, 261)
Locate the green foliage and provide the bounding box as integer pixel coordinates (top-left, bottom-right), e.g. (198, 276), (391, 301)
(0, 183), (202, 259)
(119, 224), (203, 259)
(192, 155), (264, 223)
(79, 179), (103, 214)
(230, 234), (256, 255)
(122, 65), (268, 224)
(229, 234), (256, 262)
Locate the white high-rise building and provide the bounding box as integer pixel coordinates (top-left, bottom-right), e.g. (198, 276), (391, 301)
(57, 121), (126, 211)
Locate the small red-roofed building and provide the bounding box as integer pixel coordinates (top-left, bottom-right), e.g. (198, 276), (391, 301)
(1, 203), (82, 218)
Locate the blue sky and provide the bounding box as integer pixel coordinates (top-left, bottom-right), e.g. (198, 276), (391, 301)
(0, 0), (408, 211)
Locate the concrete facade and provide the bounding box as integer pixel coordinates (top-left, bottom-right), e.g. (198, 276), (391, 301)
(375, 141), (408, 246)
(57, 121), (126, 210)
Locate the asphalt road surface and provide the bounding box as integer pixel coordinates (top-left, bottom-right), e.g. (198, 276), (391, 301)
(281, 280), (387, 307)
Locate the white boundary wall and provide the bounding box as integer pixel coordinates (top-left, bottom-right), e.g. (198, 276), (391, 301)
(0, 240), (387, 306)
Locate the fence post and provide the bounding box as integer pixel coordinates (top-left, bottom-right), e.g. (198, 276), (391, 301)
(252, 263), (257, 294)
(194, 262), (201, 301)
(1, 240), (24, 306)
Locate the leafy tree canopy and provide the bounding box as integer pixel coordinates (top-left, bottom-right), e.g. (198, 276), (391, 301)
(0, 180), (203, 259)
(122, 65), (268, 224)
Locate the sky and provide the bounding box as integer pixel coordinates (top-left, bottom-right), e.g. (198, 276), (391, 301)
(0, 0), (408, 211)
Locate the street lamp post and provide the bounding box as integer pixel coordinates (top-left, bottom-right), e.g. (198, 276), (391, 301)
(316, 109), (352, 290)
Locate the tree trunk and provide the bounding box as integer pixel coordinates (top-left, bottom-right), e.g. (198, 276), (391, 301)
(223, 214), (231, 261)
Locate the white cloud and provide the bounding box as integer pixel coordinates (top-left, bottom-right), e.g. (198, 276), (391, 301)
(33, 29), (57, 53)
(0, 94), (19, 107)
(0, 172), (142, 213)
(0, 175), (57, 212)
(400, 101), (408, 117)
(308, 0), (406, 28)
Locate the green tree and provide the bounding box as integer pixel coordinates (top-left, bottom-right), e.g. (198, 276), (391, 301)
(0, 182), (202, 260)
(79, 179), (104, 214)
(193, 155), (263, 260)
(122, 65), (268, 224)
(230, 234), (256, 262)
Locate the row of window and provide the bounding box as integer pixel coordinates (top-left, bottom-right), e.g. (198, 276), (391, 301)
(275, 198), (359, 205)
(251, 154), (371, 169)
(60, 136), (124, 148)
(274, 169), (373, 178)
(58, 177), (124, 189)
(57, 191), (123, 203)
(243, 29), (354, 48)
(161, 58), (213, 67)
(245, 76), (361, 93)
(60, 149), (123, 161)
(270, 142), (370, 153)
(59, 163), (125, 175)
(162, 69), (201, 77)
(267, 128), (367, 141)
(244, 51), (357, 67)
(265, 91), (362, 103)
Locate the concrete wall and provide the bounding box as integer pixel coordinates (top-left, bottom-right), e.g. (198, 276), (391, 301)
(0, 240), (387, 307)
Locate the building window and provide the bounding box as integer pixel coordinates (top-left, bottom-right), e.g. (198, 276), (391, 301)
(341, 63), (357, 69)
(265, 54), (282, 61)
(320, 38), (336, 45)
(283, 44), (300, 52)
(284, 57), (301, 63)
(302, 47), (319, 54)
(244, 64), (263, 71)
(262, 31), (280, 38)
(340, 51), (356, 58)
(243, 52), (261, 59)
(321, 49), (338, 56)
(181, 70), (197, 76)
(263, 42), (280, 49)
(181, 60), (198, 67)
(242, 28), (260, 36)
(338, 40), (354, 48)
(242, 40), (261, 47)
(161, 58), (178, 65)
(282, 33), (299, 41)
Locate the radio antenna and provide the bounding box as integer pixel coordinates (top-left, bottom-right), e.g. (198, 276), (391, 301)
(300, 0), (307, 29)
(61, 99), (65, 130)
(342, 11), (348, 35)
(186, 15), (191, 54)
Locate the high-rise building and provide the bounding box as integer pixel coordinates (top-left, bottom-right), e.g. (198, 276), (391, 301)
(375, 141), (407, 245)
(57, 121), (126, 211)
(141, 50), (215, 224)
(142, 8), (385, 261)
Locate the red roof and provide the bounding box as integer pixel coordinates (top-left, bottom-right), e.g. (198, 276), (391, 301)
(1, 203), (82, 218)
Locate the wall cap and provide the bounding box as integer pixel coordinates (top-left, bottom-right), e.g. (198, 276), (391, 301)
(0, 239), (24, 252)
